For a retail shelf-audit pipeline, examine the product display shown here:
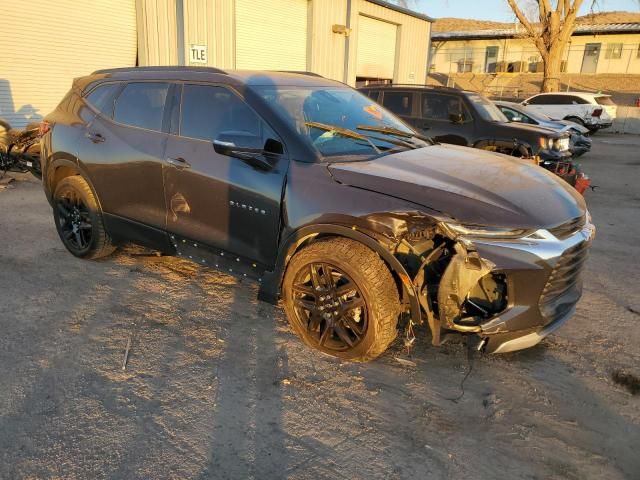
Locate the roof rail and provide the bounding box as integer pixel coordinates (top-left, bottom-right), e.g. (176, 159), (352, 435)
(274, 70), (325, 78)
(359, 83), (463, 91)
(92, 66), (228, 75)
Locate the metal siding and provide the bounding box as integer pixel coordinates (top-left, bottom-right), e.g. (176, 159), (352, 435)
(0, 0), (137, 129)
(356, 15), (398, 79)
(346, 0), (429, 86)
(308, 0), (348, 82)
(236, 0), (309, 70)
(136, 0), (179, 66)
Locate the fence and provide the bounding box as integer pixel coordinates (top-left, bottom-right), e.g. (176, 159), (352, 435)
(430, 43), (640, 76)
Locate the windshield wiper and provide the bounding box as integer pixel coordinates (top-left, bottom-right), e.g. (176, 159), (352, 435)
(305, 121), (381, 154)
(356, 124), (431, 145)
(356, 124), (414, 137)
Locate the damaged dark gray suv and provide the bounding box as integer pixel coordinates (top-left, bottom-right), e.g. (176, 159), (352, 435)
(40, 67), (595, 361)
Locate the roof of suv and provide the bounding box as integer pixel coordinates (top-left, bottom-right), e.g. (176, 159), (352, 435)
(528, 92), (611, 99)
(87, 66), (344, 88)
(358, 84), (476, 95)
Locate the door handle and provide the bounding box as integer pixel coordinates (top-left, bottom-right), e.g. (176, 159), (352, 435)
(166, 157), (191, 169)
(85, 131), (105, 143)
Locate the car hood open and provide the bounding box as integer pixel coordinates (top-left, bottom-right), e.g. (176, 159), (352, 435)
(328, 144), (586, 229)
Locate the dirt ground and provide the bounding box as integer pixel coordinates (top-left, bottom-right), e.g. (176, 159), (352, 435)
(1, 134), (639, 480)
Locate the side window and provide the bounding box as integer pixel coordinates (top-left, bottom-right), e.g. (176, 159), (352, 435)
(382, 91), (414, 116)
(85, 83), (122, 117)
(526, 95), (544, 105)
(180, 84), (270, 147)
(113, 82), (170, 131)
(365, 90), (381, 102)
(500, 107), (520, 121)
(422, 93), (470, 122)
(568, 95), (589, 105)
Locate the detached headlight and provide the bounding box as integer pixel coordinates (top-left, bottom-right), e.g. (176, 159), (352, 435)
(440, 222), (533, 239)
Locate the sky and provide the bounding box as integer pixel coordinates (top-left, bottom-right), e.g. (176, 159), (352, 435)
(397, 0), (640, 22)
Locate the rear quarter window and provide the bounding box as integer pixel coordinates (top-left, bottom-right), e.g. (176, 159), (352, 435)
(85, 83), (122, 118)
(113, 82), (170, 131)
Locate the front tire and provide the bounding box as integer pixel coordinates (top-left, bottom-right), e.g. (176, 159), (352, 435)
(52, 176), (116, 259)
(283, 238), (401, 362)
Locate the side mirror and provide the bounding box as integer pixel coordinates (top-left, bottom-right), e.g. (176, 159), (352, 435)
(213, 131), (283, 171)
(449, 113), (464, 124)
(521, 101), (529, 106)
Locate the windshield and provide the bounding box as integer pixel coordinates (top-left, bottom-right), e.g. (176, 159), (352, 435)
(251, 85), (429, 160)
(466, 93), (508, 122)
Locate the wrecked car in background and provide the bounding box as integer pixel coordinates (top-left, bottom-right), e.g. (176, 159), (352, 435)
(39, 67), (595, 361)
(358, 85), (591, 193)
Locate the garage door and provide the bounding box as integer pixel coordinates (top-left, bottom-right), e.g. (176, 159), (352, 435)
(235, 0), (308, 71)
(0, 0), (136, 129)
(356, 15), (397, 80)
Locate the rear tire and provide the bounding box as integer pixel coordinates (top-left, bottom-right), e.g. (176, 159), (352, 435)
(283, 238), (401, 362)
(52, 176), (116, 259)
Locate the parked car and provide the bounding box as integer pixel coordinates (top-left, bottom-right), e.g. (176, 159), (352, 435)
(494, 101), (592, 158)
(521, 92), (617, 133)
(358, 84), (573, 169)
(40, 67), (594, 360)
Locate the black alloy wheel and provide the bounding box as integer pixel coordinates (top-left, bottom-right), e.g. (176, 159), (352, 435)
(291, 262), (368, 351)
(56, 189), (93, 253)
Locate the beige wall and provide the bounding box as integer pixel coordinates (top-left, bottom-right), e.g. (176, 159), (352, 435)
(137, 0), (431, 86)
(431, 33), (640, 75)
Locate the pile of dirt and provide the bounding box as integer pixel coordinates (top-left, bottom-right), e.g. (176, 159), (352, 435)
(432, 11), (640, 33)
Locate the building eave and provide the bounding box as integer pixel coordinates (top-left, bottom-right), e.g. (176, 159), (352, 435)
(366, 0), (435, 23)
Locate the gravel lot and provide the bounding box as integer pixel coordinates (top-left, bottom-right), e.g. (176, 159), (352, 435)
(1, 134), (639, 479)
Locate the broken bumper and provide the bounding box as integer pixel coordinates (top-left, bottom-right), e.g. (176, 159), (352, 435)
(441, 219), (595, 354)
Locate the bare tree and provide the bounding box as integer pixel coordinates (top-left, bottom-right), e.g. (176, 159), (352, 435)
(506, 0), (593, 92)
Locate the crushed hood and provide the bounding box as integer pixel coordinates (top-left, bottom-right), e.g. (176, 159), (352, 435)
(328, 144), (586, 229)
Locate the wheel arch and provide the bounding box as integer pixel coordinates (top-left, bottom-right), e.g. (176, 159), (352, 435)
(259, 224), (422, 325)
(46, 157), (102, 211)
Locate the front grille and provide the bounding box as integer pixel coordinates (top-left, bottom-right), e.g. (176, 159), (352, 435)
(548, 215), (586, 240)
(539, 241), (589, 323)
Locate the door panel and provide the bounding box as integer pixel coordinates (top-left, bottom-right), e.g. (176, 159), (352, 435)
(163, 84), (287, 266)
(78, 82), (171, 229)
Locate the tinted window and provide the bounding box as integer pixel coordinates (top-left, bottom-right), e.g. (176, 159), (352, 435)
(382, 91), (414, 116)
(568, 96), (589, 105)
(85, 83), (122, 117)
(365, 90), (381, 102)
(113, 82), (169, 131)
(528, 94), (575, 105)
(422, 92), (471, 122)
(180, 84), (264, 144)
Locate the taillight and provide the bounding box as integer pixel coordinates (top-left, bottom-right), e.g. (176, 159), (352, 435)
(38, 121), (50, 136)
(592, 108), (602, 118)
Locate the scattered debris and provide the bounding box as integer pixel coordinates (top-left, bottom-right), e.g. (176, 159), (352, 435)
(612, 370), (640, 395)
(0, 176), (14, 185)
(626, 305), (640, 316)
(122, 336), (132, 371)
(394, 357), (417, 368)
(281, 378), (292, 385)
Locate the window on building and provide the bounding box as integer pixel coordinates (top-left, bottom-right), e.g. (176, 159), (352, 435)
(605, 43), (623, 59)
(85, 83), (122, 118)
(113, 82), (169, 131)
(382, 91), (414, 117)
(180, 84), (264, 145)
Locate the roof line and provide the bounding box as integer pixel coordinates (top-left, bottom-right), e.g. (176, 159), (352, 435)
(432, 22), (640, 40)
(365, 0), (435, 23)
